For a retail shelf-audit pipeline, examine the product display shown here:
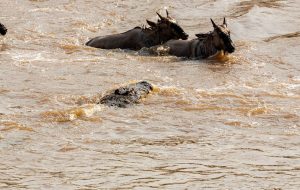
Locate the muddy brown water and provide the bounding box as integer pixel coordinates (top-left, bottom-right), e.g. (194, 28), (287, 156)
(0, 0), (300, 189)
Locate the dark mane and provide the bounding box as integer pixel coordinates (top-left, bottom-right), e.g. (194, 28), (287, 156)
(119, 26), (152, 35)
(195, 32), (213, 41)
(141, 25), (156, 33)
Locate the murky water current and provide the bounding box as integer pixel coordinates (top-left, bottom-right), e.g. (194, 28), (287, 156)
(1, 0), (300, 189)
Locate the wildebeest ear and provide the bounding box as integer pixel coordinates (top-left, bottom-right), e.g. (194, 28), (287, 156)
(210, 18), (217, 29)
(147, 20), (157, 28)
(223, 17), (227, 27)
(166, 10), (169, 18)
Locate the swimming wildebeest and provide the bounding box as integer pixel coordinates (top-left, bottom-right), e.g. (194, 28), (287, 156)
(0, 22), (7, 36)
(86, 10), (188, 50)
(98, 81), (153, 108)
(151, 18), (235, 59)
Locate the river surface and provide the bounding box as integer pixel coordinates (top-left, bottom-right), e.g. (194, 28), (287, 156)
(0, 0), (300, 189)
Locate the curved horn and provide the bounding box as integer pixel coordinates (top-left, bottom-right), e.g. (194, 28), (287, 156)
(156, 12), (164, 20)
(223, 17), (227, 26)
(210, 18), (217, 28)
(166, 9), (169, 17)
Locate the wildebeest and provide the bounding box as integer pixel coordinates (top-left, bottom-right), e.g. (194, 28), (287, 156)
(150, 18), (235, 59)
(86, 11), (188, 50)
(0, 22), (7, 36)
(98, 81), (153, 108)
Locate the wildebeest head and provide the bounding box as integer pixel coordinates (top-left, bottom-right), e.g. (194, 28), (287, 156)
(210, 18), (235, 53)
(147, 10), (188, 41)
(0, 23), (7, 36)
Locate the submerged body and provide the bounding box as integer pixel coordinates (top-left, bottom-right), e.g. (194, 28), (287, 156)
(0, 22), (7, 36)
(86, 27), (158, 50)
(156, 38), (219, 59)
(86, 11), (188, 50)
(99, 81), (153, 108)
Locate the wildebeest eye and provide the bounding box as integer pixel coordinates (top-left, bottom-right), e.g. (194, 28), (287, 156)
(219, 31), (227, 37)
(170, 23), (184, 34)
(218, 31), (231, 42)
